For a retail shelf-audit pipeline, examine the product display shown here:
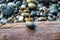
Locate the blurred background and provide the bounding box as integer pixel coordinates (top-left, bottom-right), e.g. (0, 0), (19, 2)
(0, 0), (59, 24)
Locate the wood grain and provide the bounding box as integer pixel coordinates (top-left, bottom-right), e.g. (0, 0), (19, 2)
(0, 21), (60, 40)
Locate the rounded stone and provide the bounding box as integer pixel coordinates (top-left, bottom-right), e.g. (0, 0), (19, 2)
(27, 0), (36, 3)
(47, 16), (54, 21)
(42, 6), (48, 13)
(49, 6), (58, 14)
(25, 22), (36, 29)
(35, 17), (46, 21)
(28, 3), (36, 9)
(20, 5), (26, 9)
(21, 13), (30, 17)
(16, 1), (21, 6)
(0, 18), (7, 23)
(30, 11), (37, 17)
(25, 17), (33, 22)
(18, 16), (24, 22)
(7, 2), (16, 7)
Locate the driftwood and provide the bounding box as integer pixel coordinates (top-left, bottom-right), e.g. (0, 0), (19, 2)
(0, 21), (60, 40)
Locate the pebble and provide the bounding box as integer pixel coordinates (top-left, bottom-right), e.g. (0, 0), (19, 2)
(0, 18), (7, 23)
(16, 1), (21, 6)
(0, 12), (3, 19)
(27, 0), (36, 3)
(25, 17), (33, 22)
(26, 22), (36, 29)
(21, 13), (29, 17)
(20, 5), (26, 10)
(35, 17), (46, 21)
(14, 15), (24, 23)
(7, 2), (16, 7)
(28, 3), (36, 9)
(18, 16), (24, 22)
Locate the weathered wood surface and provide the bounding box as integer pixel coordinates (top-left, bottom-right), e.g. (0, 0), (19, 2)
(0, 21), (60, 40)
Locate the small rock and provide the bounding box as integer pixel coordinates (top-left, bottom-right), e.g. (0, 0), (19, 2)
(26, 22), (36, 29)
(28, 3), (36, 9)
